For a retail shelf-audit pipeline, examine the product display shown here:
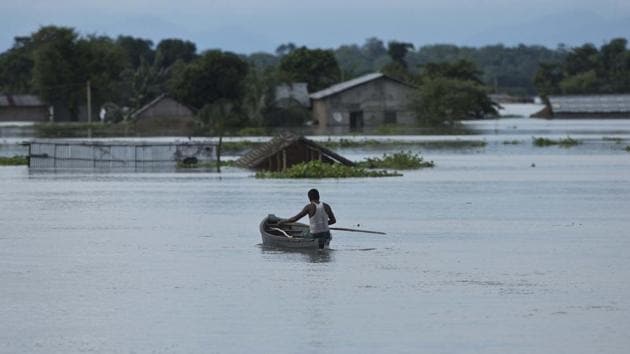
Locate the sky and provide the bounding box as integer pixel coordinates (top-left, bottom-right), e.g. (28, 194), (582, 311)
(1, 0), (629, 53)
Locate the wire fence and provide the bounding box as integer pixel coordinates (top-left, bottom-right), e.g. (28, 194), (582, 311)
(28, 139), (217, 170)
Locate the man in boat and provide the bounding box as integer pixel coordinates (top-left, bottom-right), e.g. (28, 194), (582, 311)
(279, 189), (336, 249)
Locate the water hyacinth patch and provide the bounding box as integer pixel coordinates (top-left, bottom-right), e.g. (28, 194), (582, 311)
(356, 151), (434, 169)
(255, 160), (401, 178)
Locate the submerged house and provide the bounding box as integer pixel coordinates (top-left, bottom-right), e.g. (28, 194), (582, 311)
(235, 132), (353, 171)
(0, 94), (49, 122)
(131, 94), (196, 133)
(532, 94), (630, 118)
(310, 73), (417, 129)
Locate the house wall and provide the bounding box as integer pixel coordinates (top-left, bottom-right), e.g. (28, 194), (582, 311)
(313, 78), (416, 128)
(0, 106), (48, 122)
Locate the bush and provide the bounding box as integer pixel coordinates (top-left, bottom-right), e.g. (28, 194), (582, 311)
(255, 160), (400, 178)
(356, 151), (434, 169)
(0, 156), (28, 166)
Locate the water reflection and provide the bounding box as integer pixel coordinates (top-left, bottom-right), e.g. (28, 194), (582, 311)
(260, 246), (334, 263)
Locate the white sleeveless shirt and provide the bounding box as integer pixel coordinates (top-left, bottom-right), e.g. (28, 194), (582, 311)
(309, 202), (329, 233)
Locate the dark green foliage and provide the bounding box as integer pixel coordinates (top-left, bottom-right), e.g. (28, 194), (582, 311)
(116, 36), (155, 69)
(387, 41), (414, 68)
(255, 160), (401, 179)
(532, 137), (581, 147)
(421, 59), (484, 84)
(534, 38), (630, 95)
(625, 146), (630, 152)
(278, 47), (341, 92)
(169, 50), (249, 110)
(356, 151), (434, 169)
(0, 37), (35, 93)
(154, 38), (196, 69)
(411, 76), (498, 125)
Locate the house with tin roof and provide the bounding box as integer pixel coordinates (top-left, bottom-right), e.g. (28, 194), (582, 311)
(309, 73), (417, 129)
(0, 94), (49, 122)
(532, 94), (630, 118)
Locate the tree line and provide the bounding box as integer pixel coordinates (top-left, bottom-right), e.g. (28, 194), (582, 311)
(1, 26), (626, 128)
(534, 38), (630, 98)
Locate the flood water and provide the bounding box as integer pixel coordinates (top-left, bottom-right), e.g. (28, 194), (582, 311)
(1, 118), (630, 353)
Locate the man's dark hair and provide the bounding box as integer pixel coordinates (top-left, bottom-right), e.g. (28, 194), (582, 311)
(308, 188), (320, 201)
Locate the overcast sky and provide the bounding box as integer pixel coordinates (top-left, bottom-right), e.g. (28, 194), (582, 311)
(2, 0), (629, 52)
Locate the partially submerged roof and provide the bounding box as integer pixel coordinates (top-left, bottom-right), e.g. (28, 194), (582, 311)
(549, 94), (630, 113)
(0, 94), (45, 107)
(236, 132), (353, 169)
(309, 73), (416, 100)
(130, 94), (195, 119)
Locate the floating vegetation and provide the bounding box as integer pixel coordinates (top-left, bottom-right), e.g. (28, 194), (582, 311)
(625, 145), (630, 152)
(356, 151), (434, 170)
(533, 136), (581, 148)
(255, 160), (401, 178)
(322, 138), (486, 149)
(502, 140), (521, 145)
(0, 156), (28, 166)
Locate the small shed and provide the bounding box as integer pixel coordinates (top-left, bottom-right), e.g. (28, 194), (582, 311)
(0, 94), (49, 122)
(235, 133), (353, 171)
(131, 94), (196, 134)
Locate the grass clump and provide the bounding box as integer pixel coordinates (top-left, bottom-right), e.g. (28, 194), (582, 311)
(502, 140), (521, 145)
(255, 160), (401, 179)
(0, 156), (28, 166)
(625, 146), (630, 152)
(603, 137), (623, 144)
(533, 136), (581, 148)
(356, 151), (434, 170)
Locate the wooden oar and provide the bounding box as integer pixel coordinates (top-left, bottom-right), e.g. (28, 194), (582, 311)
(330, 227), (386, 235)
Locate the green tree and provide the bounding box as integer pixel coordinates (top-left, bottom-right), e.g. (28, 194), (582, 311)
(421, 59), (483, 84)
(154, 38), (196, 69)
(533, 63), (564, 97)
(116, 35), (154, 69)
(0, 37), (35, 93)
(169, 50), (249, 110)
(411, 77), (498, 125)
(387, 41), (414, 68)
(31, 26), (83, 119)
(278, 47), (341, 92)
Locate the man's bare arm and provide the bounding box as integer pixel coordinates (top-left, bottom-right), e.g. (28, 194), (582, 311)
(324, 203), (336, 225)
(281, 204), (311, 224)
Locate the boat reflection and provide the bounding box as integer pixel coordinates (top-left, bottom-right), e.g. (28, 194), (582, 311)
(259, 245), (334, 263)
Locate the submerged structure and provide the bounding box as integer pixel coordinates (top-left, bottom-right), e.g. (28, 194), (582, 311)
(27, 139), (216, 170)
(235, 132), (353, 172)
(532, 94), (630, 118)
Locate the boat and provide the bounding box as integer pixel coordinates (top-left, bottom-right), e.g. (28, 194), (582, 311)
(260, 214), (330, 250)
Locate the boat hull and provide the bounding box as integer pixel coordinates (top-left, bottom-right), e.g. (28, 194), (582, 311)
(260, 215), (330, 250)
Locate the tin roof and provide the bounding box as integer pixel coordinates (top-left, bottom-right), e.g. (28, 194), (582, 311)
(0, 94), (46, 107)
(309, 73), (415, 100)
(549, 94), (630, 113)
(130, 94), (195, 119)
(235, 132), (353, 169)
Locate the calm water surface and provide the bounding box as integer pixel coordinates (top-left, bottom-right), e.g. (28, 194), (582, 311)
(1, 120), (630, 353)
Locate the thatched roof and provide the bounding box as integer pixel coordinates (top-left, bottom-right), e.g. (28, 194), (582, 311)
(235, 132), (353, 169)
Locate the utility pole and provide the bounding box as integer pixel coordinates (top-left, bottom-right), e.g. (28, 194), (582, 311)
(87, 80), (92, 138)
